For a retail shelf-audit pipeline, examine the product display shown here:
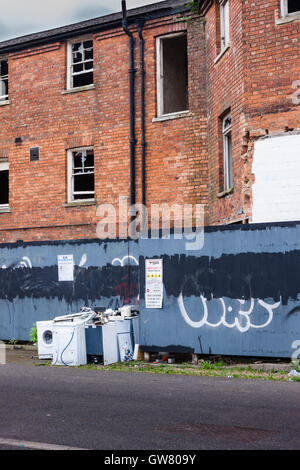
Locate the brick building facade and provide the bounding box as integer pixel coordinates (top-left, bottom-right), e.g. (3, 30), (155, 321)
(204, 0), (300, 225)
(0, 0), (299, 243)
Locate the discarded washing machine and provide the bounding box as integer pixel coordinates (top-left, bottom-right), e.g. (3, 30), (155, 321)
(51, 309), (96, 367)
(37, 321), (55, 359)
(52, 321), (87, 367)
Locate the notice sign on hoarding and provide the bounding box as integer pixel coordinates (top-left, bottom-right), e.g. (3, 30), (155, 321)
(145, 259), (163, 309)
(58, 255), (74, 282)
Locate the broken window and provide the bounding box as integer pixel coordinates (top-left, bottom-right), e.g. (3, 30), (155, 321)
(222, 113), (233, 191)
(287, 0), (299, 13)
(156, 33), (188, 116)
(0, 59), (8, 102)
(0, 161), (9, 206)
(220, 0), (230, 51)
(67, 39), (93, 89)
(281, 0), (300, 15)
(68, 148), (95, 202)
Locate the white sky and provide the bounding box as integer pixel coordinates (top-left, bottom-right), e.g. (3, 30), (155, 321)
(0, 0), (167, 42)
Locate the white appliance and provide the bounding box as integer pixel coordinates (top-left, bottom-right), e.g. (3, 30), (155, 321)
(52, 322), (87, 367)
(102, 319), (133, 365)
(51, 311), (95, 367)
(36, 321), (54, 359)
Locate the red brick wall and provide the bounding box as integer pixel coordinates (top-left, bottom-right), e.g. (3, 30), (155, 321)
(242, 0), (300, 222)
(205, 0), (247, 225)
(243, 0), (300, 122)
(0, 14), (208, 243)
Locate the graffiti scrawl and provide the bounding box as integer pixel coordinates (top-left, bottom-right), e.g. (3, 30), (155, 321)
(178, 294), (280, 333)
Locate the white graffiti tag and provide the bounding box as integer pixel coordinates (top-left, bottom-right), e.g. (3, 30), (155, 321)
(18, 256), (32, 269)
(178, 294), (280, 333)
(1, 256), (33, 269)
(112, 255), (139, 267)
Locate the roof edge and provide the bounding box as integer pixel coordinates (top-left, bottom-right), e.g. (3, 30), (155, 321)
(0, 0), (189, 54)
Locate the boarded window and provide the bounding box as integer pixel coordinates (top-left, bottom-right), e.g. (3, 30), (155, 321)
(157, 34), (188, 116)
(0, 161), (9, 205)
(252, 134), (300, 223)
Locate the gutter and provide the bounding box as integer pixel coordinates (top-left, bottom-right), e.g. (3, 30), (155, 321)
(137, 20), (146, 211)
(0, 0), (189, 55)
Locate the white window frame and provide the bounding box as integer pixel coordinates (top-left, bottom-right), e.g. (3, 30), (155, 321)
(281, 0), (300, 16)
(156, 32), (188, 118)
(0, 58), (8, 102)
(66, 37), (94, 90)
(67, 147), (95, 203)
(222, 113), (233, 191)
(220, 0), (230, 51)
(0, 161), (9, 208)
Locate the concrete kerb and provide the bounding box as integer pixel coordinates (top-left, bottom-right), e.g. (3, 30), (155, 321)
(4, 344), (38, 351)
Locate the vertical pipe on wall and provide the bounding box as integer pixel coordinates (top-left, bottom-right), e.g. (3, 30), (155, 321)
(122, 0), (136, 219)
(137, 20), (146, 229)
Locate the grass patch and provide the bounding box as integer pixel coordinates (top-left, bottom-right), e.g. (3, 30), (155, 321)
(37, 357), (298, 382)
(80, 360), (295, 382)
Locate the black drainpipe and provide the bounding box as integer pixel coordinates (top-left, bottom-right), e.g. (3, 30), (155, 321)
(137, 20), (146, 213)
(122, 0), (136, 219)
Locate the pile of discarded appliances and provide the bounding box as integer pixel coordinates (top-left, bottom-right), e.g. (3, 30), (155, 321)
(36, 305), (140, 367)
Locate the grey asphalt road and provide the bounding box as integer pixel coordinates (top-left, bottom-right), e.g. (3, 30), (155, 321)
(0, 363), (299, 451)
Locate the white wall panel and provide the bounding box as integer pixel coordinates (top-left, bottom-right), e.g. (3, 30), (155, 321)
(252, 134), (300, 223)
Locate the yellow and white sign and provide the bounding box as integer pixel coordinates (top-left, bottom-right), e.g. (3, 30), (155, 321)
(145, 259), (163, 309)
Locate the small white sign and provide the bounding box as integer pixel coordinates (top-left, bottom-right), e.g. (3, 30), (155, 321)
(58, 255), (74, 282)
(145, 259), (163, 309)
